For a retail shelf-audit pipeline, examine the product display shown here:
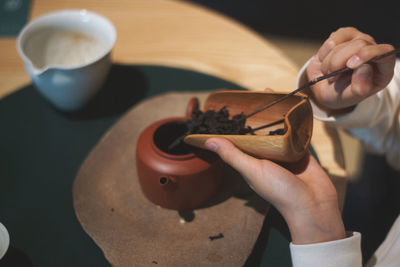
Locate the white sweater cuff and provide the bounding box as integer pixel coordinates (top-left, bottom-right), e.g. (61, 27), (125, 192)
(290, 232), (362, 267)
(310, 93), (382, 129)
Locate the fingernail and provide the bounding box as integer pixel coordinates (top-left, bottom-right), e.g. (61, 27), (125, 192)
(205, 141), (218, 152)
(347, 55), (361, 68)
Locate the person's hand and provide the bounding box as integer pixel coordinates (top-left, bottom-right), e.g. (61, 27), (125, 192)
(205, 137), (346, 244)
(307, 27), (396, 112)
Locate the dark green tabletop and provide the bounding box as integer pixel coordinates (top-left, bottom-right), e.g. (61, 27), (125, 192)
(0, 64), (291, 266)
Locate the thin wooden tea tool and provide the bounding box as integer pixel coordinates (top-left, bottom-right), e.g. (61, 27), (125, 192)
(245, 48), (400, 119)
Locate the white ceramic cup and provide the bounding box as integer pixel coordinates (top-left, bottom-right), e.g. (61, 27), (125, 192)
(17, 10), (117, 112)
(0, 222), (9, 259)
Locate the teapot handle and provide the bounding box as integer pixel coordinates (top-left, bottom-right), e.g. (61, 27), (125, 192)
(185, 97), (200, 118)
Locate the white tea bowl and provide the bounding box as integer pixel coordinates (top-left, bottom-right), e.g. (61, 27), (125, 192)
(17, 9), (116, 111)
(0, 222), (9, 259)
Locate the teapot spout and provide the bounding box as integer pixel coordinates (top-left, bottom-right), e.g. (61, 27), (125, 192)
(159, 176), (177, 189)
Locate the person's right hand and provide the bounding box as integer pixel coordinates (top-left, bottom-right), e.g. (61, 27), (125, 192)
(205, 137), (346, 245)
(306, 27), (396, 112)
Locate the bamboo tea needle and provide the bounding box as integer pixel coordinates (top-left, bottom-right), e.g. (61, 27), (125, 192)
(245, 48), (400, 119)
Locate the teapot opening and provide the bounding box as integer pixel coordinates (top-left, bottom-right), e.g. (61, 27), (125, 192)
(153, 121), (193, 156)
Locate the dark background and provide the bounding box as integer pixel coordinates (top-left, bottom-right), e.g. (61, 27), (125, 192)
(188, 0), (399, 45)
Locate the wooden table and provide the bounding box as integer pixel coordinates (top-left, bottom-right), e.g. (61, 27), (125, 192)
(0, 0), (346, 254)
(0, 0), (346, 174)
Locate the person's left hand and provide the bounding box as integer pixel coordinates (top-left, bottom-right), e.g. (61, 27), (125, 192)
(205, 137), (346, 244)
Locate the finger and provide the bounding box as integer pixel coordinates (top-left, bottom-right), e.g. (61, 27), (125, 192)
(321, 39), (373, 74)
(329, 27), (375, 45)
(204, 137), (263, 179)
(318, 39), (336, 63)
(351, 64), (374, 98)
(306, 56), (323, 80)
(306, 57), (331, 102)
(347, 44), (396, 69)
(318, 27), (375, 62)
(375, 56), (396, 88)
(264, 88), (273, 92)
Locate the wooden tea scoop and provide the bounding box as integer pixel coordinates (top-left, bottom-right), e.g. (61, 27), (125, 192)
(183, 91), (313, 162)
(246, 47), (400, 119)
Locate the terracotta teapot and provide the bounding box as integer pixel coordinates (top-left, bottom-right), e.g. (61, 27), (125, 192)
(136, 98), (223, 210)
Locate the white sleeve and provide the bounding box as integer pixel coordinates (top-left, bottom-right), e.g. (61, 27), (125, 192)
(365, 215), (400, 267)
(290, 232), (362, 267)
(297, 58), (400, 170)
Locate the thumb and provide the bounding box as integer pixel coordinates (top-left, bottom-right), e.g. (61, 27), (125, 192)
(351, 63), (374, 97)
(204, 137), (261, 179)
